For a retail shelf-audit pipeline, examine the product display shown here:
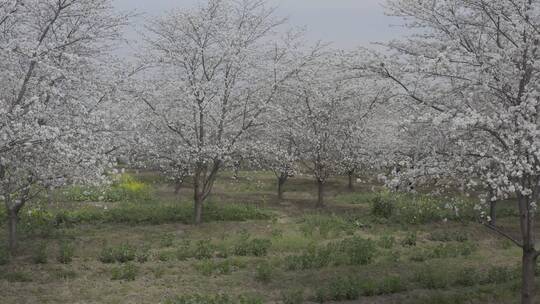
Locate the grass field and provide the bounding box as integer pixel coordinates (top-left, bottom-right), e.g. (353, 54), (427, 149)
(0, 170), (533, 304)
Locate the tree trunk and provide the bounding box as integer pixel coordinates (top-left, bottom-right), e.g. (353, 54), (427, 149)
(233, 160), (241, 180)
(7, 211), (18, 254)
(194, 192), (203, 225)
(487, 188), (496, 225)
(517, 192), (537, 304)
(489, 200), (497, 226)
(521, 248), (537, 304)
(277, 175), (287, 201)
(348, 171), (354, 191)
(316, 180), (325, 208)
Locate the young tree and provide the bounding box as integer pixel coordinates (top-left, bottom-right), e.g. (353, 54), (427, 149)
(255, 130), (298, 201)
(138, 0), (316, 224)
(335, 89), (383, 191)
(283, 52), (381, 207)
(372, 0), (540, 302)
(0, 0), (129, 253)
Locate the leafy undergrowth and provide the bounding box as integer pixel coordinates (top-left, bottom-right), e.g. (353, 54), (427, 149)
(61, 173), (154, 203)
(0, 170), (529, 304)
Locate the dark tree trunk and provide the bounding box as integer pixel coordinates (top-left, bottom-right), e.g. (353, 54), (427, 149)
(316, 179), (325, 208)
(517, 192), (537, 304)
(489, 200), (497, 226)
(277, 175), (287, 201)
(347, 171), (354, 191)
(194, 192), (203, 225)
(7, 211), (18, 254)
(488, 188), (497, 226)
(233, 160), (241, 180)
(191, 160), (221, 225)
(193, 167), (204, 225)
(521, 248), (537, 304)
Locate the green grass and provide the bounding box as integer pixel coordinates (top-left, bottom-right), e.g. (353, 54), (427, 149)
(333, 192), (380, 205)
(0, 170), (530, 304)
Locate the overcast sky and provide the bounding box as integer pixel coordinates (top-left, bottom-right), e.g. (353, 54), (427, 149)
(113, 0), (404, 50)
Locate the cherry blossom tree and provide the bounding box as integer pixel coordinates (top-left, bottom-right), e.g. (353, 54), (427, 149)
(137, 0), (317, 224)
(335, 87), (384, 191)
(371, 0), (540, 302)
(0, 0), (130, 253)
(254, 121), (299, 201)
(282, 52), (383, 207)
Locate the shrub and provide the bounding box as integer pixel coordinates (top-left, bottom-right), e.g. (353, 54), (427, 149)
(318, 275), (405, 301)
(20, 208), (55, 237)
(370, 192), (478, 225)
(281, 288), (304, 304)
(114, 243), (136, 263)
(361, 280), (378, 297)
(158, 250), (176, 262)
(482, 266), (517, 284)
(455, 267), (479, 287)
(111, 263), (138, 281)
(337, 236), (377, 266)
(53, 269), (77, 280)
(431, 242), (477, 259)
(371, 195), (394, 219)
(431, 244), (460, 259)
(57, 241), (75, 264)
(377, 276), (406, 294)
(32, 241), (48, 264)
(63, 174), (153, 204)
(98, 246), (116, 264)
(326, 276), (361, 301)
(255, 261), (273, 283)
(194, 240), (214, 260)
(160, 233), (175, 248)
(136, 246), (150, 263)
(377, 234), (395, 249)
(215, 244), (230, 258)
(299, 214), (353, 238)
(234, 238), (271, 257)
(99, 243), (136, 263)
(284, 245), (332, 271)
(195, 259), (240, 276)
(413, 266), (450, 289)
(285, 237), (376, 271)
(401, 232), (417, 247)
(176, 241), (193, 261)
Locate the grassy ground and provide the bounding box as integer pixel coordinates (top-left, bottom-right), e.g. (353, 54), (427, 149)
(0, 170), (533, 304)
